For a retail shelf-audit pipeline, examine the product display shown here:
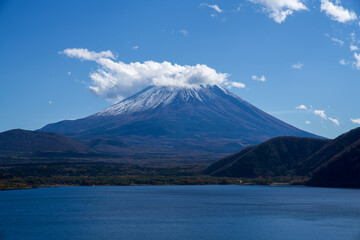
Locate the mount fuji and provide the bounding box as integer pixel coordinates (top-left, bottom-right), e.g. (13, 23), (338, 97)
(40, 85), (321, 164)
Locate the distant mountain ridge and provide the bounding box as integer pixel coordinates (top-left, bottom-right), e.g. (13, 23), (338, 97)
(0, 129), (93, 157)
(40, 85), (321, 163)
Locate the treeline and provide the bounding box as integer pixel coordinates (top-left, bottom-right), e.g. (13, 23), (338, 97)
(0, 163), (261, 190)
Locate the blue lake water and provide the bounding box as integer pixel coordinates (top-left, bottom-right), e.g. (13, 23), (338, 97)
(1, 185), (360, 240)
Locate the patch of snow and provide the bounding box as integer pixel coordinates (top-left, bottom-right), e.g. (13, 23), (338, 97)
(95, 85), (240, 116)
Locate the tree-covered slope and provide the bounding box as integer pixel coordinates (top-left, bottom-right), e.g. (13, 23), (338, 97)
(205, 136), (329, 178)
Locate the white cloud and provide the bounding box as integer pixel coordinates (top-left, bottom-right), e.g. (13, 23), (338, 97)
(353, 53), (360, 70)
(339, 59), (349, 65)
(296, 104), (307, 110)
(133, 45), (139, 50)
(248, 0), (308, 23)
(313, 110), (327, 119)
(178, 29), (189, 37)
(48, 101), (52, 104)
(209, 4), (222, 13)
(230, 82), (246, 88)
(351, 32), (356, 42)
(200, 3), (223, 13)
(350, 45), (358, 51)
(251, 75), (266, 82)
(331, 37), (344, 45)
(60, 48), (115, 61)
(296, 105), (340, 126)
(61, 48), (242, 102)
(67, 71), (71, 75)
(328, 117), (340, 126)
(320, 0), (357, 23)
(351, 118), (360, 125)
(292, 63), (303, 69)
(313, 109), (340, 126)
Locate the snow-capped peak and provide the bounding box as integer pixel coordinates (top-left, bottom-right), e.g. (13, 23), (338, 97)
(95, 84), (233, 116)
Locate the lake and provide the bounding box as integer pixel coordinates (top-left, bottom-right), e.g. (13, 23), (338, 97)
(1, 185), (360, 240)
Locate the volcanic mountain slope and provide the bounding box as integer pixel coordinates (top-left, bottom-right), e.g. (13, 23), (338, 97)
(40, 85), (320, 163)
(0, 129), (94, 157)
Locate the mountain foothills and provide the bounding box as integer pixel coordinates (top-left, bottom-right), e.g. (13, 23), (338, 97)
(205, 137), (330, 178)
(0, 129), (93, 156)
(40, 85), (318, 163)
(206, 127), (360, 188)
(1, 127), (360, 189)
(306, 128), (360, 188)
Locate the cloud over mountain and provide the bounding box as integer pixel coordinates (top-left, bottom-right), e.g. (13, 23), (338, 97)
(60, 48), (244, 102)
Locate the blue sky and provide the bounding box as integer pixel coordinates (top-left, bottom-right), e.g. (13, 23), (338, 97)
(0, 0), (360, 138)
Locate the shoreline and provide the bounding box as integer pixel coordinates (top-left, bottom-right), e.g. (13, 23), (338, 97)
(0, 181), (297, 191)
(0, 177), (274, 191)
